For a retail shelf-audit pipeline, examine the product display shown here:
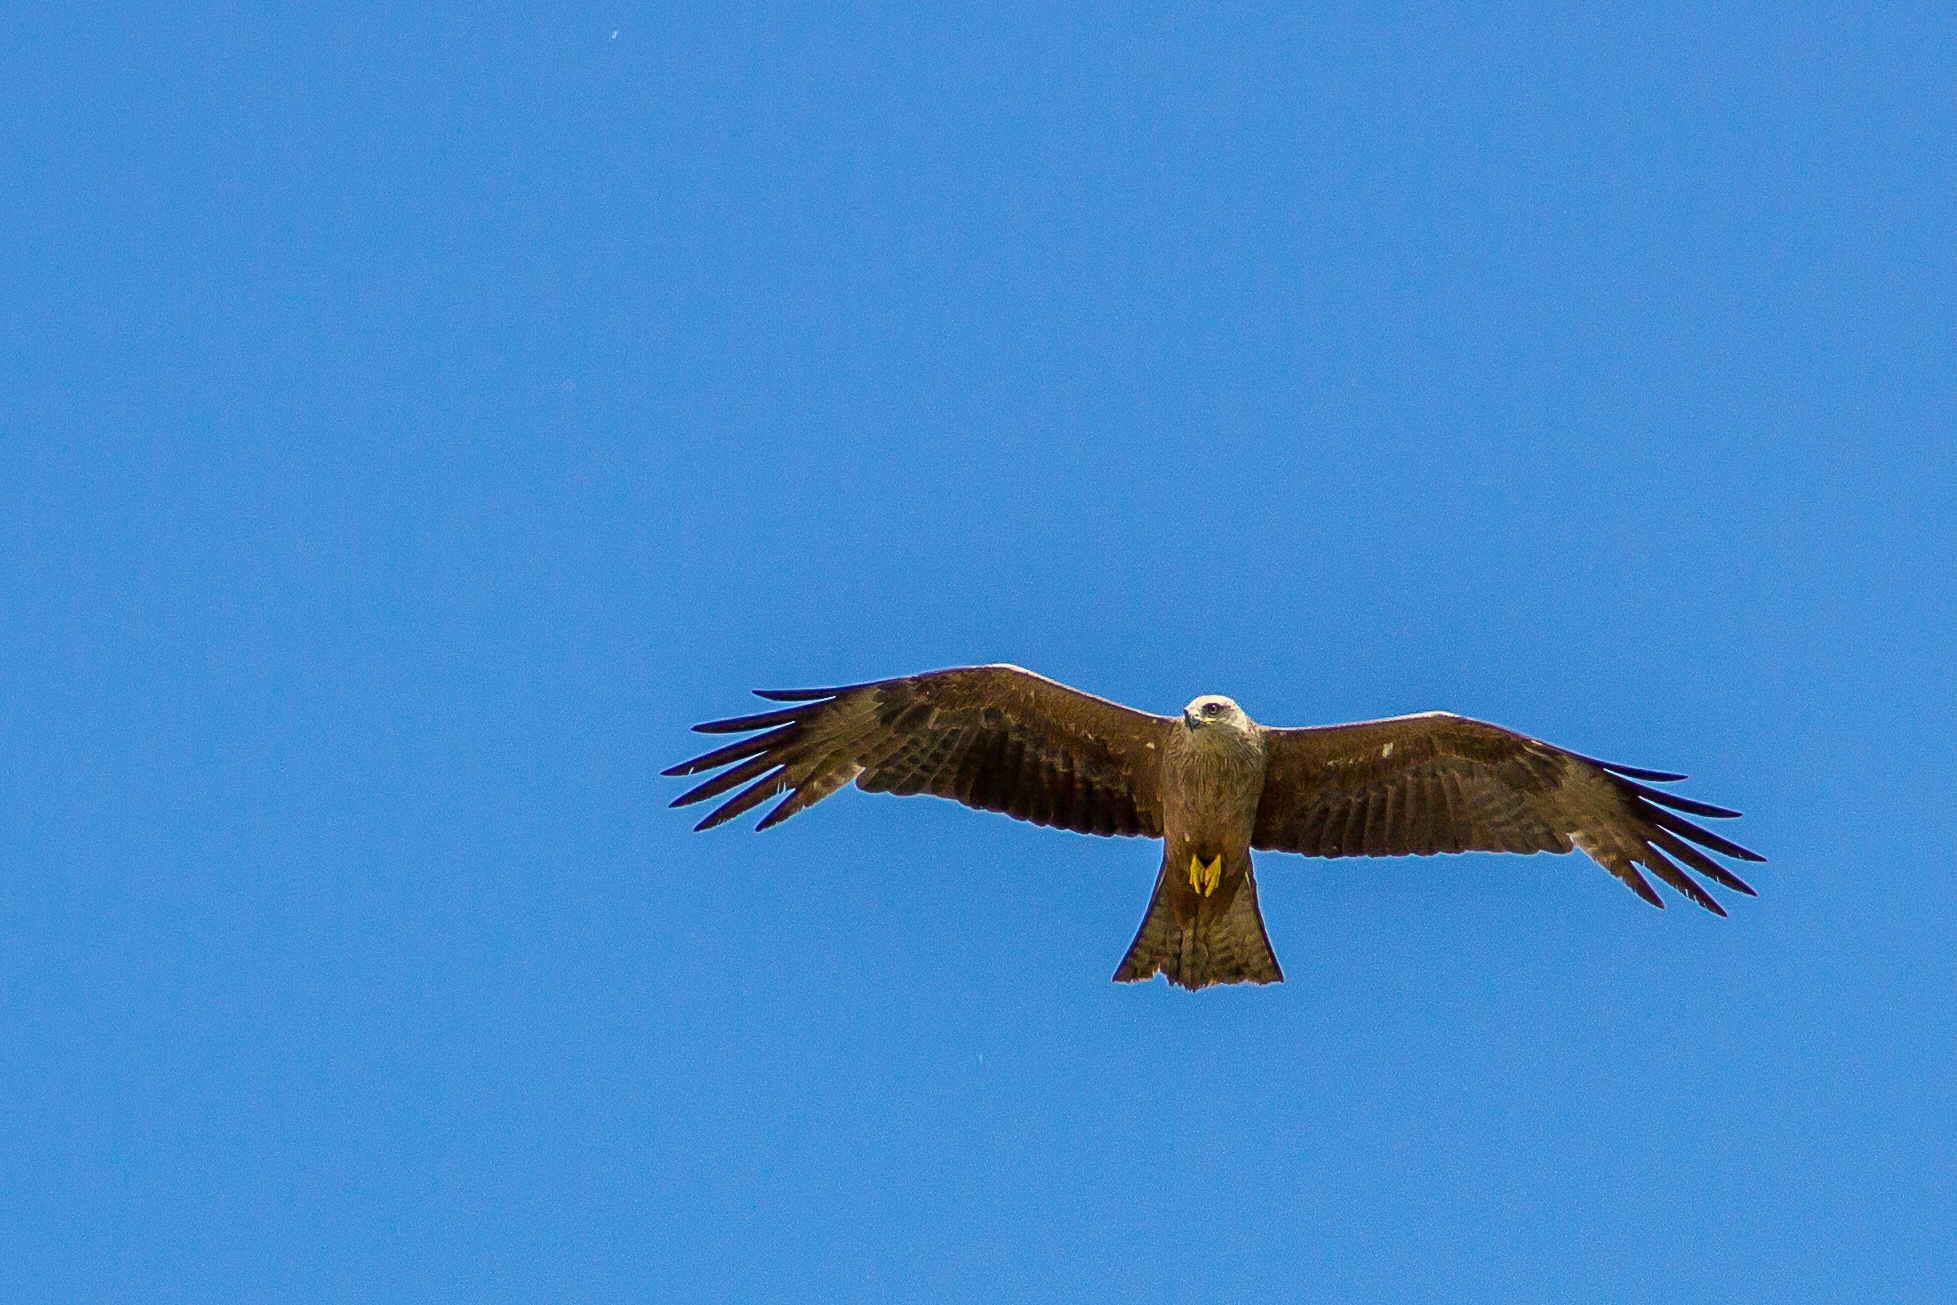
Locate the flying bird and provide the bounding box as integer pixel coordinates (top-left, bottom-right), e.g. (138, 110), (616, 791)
(665, 665), (1762, 990)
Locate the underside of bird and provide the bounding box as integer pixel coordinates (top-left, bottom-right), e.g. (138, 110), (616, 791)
(1114, 851), (1283, 989)
(666, 665), (1766, 995)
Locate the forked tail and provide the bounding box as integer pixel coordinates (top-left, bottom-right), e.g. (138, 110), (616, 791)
(1113, 852), (1283, 990)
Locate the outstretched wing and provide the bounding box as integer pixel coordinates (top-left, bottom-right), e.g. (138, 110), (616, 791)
(1252, 713), (1763, 913)
(666, 665), (1172, 837)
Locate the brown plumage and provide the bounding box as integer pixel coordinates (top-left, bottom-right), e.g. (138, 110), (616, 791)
(665, 665), (1763, 990)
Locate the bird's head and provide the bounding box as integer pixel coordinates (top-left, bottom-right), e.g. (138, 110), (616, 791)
(1183, 695), (1250, 735)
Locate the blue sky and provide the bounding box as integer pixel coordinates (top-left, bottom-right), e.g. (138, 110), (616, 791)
(4, 3), (1954, 1300)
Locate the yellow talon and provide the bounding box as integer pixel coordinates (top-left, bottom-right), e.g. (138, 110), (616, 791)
(1188, 853), (1223, 896)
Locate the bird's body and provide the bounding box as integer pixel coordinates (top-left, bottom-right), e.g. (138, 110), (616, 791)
(666, 665), (1762, 990)
(1124, 696), (1278, 986)
(1162, 696), (1268, 863)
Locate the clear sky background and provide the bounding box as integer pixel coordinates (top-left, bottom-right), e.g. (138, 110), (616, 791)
(4, 3), (1954, 1301)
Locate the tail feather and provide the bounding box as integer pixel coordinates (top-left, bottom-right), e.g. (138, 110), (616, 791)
(1114, 855), (1283, 990)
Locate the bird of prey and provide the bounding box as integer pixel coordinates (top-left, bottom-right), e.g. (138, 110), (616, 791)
(665, 665), (1762, 990)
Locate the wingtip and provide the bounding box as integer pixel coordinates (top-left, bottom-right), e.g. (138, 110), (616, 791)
(753, 676), (884, 702)
(1619, 865), (1665, 909)
(1706, 862), (1761, 894)
(1627, 782), (1744, 819)
(1643, 805), (1766, 865)
(1574, 751), (1689, 783)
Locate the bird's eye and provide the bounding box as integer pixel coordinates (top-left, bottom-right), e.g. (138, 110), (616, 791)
(1204, 703), (1220, 716)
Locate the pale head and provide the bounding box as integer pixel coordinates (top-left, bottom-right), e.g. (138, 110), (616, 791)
(1182, 694), (1252, 734)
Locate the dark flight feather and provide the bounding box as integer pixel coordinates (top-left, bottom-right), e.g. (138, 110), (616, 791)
(686, 705), (810, 735)
(1567, 750), (1689, 782)
(1640, 802), (1766, 862)
(1649, 827), (1757, 896)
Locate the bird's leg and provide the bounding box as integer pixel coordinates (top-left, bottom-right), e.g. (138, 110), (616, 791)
(1187, 853), (1223, 897)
